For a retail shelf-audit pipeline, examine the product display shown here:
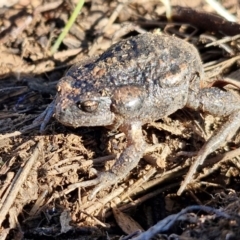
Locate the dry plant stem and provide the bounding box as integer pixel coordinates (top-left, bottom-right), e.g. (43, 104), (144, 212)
(83, 186), (125, 214)
(149, 122), (184, 136)
(16, 140), (36, 151)
(196, 162), (222, 181)
(0, 131), (22, 140)
(0, 172), (14, 199)
(9, 207), (20, 229)
(80, 210), (108, 227)
(204, 0), (237, 22)
(53, 48), (82, 60)
(206, 34), (240, 47)
(196, 147), (240, 181)
(211, 149), (238, 163)
(204, 55), (240, 78)
(29, 189), (49, 216)
(118, 182), (179, 214)
(172, 6), (240, 36)
(200, 34), (234, 55)
(188, 190), (203, 205)
(139, 161), (190, 192)
(88, 0), (133, 56)
(144, 143), (167, 153)
(77, 188), (81, 210)
(34, 0), (63, 14)
(0, 119), (45, 141)
(176, 151), (197, 157)
(0, 229), (10, 240)
(198, 181), (227, 189)
(224, 70), (240, 89)
(119, 167), (157, 202)
(0, 140), (43, 226)
(231, 157), (240, 169)
(164, 23), (198, 41)
(47, 163), (81, 175)
(75, 155), (116, 169)
(159, 0), (172, 20)
(131, 205), (231, 240)
(0, 157), (16, 175)
(0, 178), (13, 209)
(9, 16), (32, 40)
(91, 154), (116, 164)
(47, 156), (84, 170)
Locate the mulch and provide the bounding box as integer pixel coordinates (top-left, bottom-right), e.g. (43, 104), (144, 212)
(1, 0), (240, 239)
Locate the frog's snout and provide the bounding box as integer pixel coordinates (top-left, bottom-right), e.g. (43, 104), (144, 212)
(57, 76), (75, 93)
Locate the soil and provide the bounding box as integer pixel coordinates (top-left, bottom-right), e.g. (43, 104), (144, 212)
(1, 0), (240, 239)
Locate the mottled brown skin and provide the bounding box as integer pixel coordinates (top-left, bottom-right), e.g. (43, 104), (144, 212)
(55, 32), (240, 199)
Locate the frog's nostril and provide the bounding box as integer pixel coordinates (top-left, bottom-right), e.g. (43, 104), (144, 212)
(57, 77), (74, 93)
(76, 101), (81, 109)
(57, 81), (65, 93)
(57, 85), (61, 92)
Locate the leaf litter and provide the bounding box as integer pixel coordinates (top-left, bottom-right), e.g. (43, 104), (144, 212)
(1, 0), (240, 239)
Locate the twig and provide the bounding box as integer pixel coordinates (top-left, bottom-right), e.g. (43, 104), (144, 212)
(117, 182), (179, 214)
(204, 34), (240, 47)
(79, 210), (108, 227)
(29, 189), (49, 216)
(118, 167), (157, 202)
(0, 131), (22, 140)
(82, 186), (126, 214)
(172, 6), (240, 36)
(204, 55), (240, 78)
(0, 140), (43, 226)
(0, 172), (14, 200)
(34, 0), (63, 14)
(200, 34), (234, 55)
(204, 0), (237, 22)
(159, 0), (172, 20)
(131, 205), (231, 240)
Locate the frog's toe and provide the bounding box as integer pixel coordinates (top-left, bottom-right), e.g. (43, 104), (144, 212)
(88, 171), (119, 200)
(34, 99), (55, 132)
(78, 178), (101, 188)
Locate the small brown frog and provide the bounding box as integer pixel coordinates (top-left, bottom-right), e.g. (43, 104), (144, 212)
(54, 32), (240, 199)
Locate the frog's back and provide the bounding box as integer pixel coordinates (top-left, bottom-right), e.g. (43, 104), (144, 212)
(67, 32), (203, 94)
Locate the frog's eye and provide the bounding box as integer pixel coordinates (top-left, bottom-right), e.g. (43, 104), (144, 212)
(77, 100), (99, 113)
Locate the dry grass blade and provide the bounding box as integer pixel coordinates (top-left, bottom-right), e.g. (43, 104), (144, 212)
(204, 0), (237, 21)
(0, 140), (43, 226)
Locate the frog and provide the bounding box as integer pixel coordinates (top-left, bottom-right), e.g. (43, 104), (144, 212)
(54, 32), (240, 199)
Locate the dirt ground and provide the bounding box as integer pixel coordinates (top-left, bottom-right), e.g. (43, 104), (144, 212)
(1, 0), (240, 239)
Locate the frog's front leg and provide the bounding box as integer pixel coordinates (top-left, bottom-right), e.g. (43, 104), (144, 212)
(84, 121), (146, 200)
(178, 87), (240, 195)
